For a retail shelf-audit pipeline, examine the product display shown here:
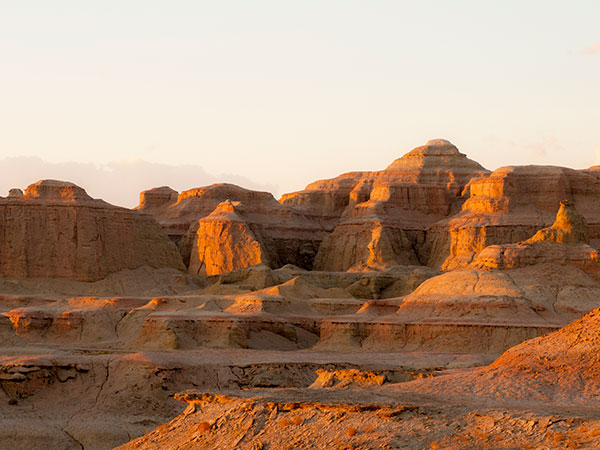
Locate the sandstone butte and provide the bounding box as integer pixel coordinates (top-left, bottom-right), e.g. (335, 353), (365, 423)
(139, 139), (600, 277)
(0, 180), (185, 282)
(316, 199), (600, 354)
(5, 140), (600, 449)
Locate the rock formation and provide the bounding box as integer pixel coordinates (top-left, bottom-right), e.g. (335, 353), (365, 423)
(0, 180), (185, 281)
(188, 201), (271, 275)
(137, 184), (275, 245)
(139, 183), (327, 270)
(318, 203), (600, 353)
(398, 304), (600, 406)
(472, 200), (599, 273)
(312, 140), (489, 271)
(426, 166), (600, 269)
(6, 142), (600, 450)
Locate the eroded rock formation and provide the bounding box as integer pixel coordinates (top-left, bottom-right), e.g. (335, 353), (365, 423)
(312, 140), (489, 271)
(139, 183), (327, 270)
(0, 180), (185, 281)
(426, 166), (600, 269)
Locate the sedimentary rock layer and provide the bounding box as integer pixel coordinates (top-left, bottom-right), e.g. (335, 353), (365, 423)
(0, 180), (185, 281)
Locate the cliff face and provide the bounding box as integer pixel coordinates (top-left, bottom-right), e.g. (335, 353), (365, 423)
(137, 183), (276, 244)
(0, 180), (185, 281)
(135, 141), (600, 277)
(425, 166), (600, 269)
(186, 198), (326, 275)
(311, 140), (489, 271)
(139, 183), (327, 270)
(188, 201), (271, 276)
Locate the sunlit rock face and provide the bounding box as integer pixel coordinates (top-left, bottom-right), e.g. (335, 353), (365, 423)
(310, 140), (489, 271)
(139, 183), (327, 271)
(0, 180), (185, 281)
(426, 166), (600, 270)
(137, 183), (275, 246)
(186, 197), (326, 275)
(188, 201), (271, 276)
(472, 200), (599, 273)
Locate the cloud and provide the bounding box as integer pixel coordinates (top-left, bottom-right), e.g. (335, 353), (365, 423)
(582, 42), (600, 55)
(0, 157), (278, 208)
(524, 136), (563, 158)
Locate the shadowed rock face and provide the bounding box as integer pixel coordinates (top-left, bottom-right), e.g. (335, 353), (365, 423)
(0, 180), (185, 281)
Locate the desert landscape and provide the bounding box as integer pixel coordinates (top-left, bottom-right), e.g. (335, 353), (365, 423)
(2, 139), (600, 449)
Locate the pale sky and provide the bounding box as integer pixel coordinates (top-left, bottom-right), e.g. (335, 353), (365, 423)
(1, 1), (599, 207)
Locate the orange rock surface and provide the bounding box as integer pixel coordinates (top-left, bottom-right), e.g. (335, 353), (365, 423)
(313, 140), (489, 271)
(0, 180), (185, 281)
(188, 201), (271, 275)
(139, 183), (327, 270)
(426, 166), (600, 269)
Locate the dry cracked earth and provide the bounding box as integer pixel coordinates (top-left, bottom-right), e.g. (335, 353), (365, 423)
(3, 140), (600, 449)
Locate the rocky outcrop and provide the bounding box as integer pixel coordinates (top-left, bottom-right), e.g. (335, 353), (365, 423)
(318, 204), (600, 353)
(402, 305), (600, 406)
(527, 200), (589, 244)
(0, 180), (185, 282)
(139, 183), (327, 270)
(183, 196), (326, 274)
(472, 201), (599, 273)
(137, 183), (276, 245)
(426, 166), (600, 269)
(314, 221), (419, 272)
(188, 201), (271, 276)
(311, 140), (489, 271)
(280, 172), (373, 232)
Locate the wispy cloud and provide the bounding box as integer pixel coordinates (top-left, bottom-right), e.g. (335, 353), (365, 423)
(582, 42), (600, 54)
(524, 136), (564, 157)
(0, 157), (278, 208)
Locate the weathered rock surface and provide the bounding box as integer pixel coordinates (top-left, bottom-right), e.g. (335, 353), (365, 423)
(427, 166), (600, 269)
(0, 180), (185, 281)
(312, 140), (489, 271)
(188, 201), (271, 275)
(400, 304), (600, 406)
(117, 384), (600, 450)
(472, 200), (599, 273)
(137, 184), (276, 245)
(318, 204), (600, 353)
(139, 183), (327, 271)
(7, 143), (600, 450)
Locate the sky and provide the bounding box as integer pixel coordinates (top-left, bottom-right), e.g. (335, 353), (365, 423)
(1, 1), (599, 207)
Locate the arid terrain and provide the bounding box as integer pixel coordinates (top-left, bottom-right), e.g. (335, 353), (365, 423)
(3, 139), (600, 449)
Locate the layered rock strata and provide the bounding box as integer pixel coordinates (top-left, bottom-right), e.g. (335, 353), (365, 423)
(139, 184), (327, 270)
(311, 140), (489, 271)
(427, 166), (600, 269)
(318, 203), (600, 353)
(0, 180), (185, 281)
